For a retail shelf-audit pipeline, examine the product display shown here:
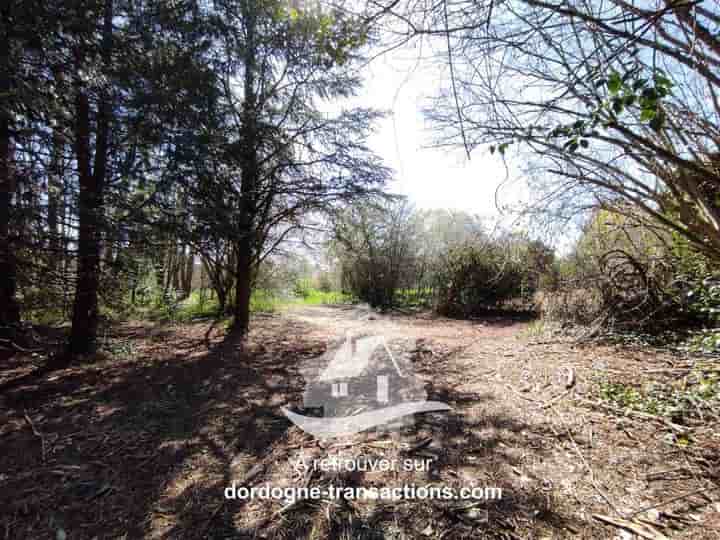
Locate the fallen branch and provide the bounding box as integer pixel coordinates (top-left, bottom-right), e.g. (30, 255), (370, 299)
(593, 514), (669, 540)
(23, 410), (46, 462)
(402, 437), (433, 454)
(540, 390), (571, 409)
(0, 338), (42, 353)
(629, 486), (720, 518)
(504, 384), (541, 403)
(549, 407), (624, 518)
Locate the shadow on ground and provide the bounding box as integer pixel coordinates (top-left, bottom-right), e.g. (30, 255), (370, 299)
(0, 311), (578, 539)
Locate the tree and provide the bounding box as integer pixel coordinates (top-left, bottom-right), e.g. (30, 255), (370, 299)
(0, 0), (391, 357)
(379, 0), (720, 259)
(333, 199), (417, 309)
(0, 0), (64, 338)
(66, 0), (114, 357)
(0, 1), (20, 334)
(202, 0), (391, 334)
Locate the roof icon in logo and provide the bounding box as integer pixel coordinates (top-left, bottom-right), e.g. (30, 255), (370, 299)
(283, 332), (451, 439)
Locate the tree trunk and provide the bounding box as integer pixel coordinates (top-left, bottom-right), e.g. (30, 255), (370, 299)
(232, 1), (259, 336)
(201, 255), (229, 314)
(181, 246), (194, 298)
(67, 0), (113, 358)
(234, 238), (253, 334)
(68, 88), (102, 356)
(47, 126), (63, 271)
(0, 11), (20, 334)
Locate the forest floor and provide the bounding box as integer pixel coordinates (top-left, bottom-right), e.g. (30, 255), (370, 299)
(1, 305), (719, 539)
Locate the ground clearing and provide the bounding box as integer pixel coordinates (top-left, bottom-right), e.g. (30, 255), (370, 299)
(1, 306), (718, 539)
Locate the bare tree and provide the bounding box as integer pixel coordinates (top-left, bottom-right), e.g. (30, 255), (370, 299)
(375, 0), (720, 258)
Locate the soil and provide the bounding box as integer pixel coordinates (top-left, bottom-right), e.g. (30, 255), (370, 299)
(1, 305), (718, 539)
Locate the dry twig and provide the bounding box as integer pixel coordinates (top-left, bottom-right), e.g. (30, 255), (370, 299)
(23, 410), (46, 462)
(593, 513), (669, 540)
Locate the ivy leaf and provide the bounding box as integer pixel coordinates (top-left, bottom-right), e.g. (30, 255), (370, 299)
(654, 72), (673, 89)
(649, 109), (666, 132)
(640, 107), (656, 122)
(607, 71), (622, 95)
(563, 139), (579, 153)
(633, 78), (648, 91)
(612, 97), (624, 114)
(641, 87), (658, 102)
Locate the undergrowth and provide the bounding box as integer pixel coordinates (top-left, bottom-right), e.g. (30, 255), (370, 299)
(148, 287), (355, 322)
(597, 372), (720, 427)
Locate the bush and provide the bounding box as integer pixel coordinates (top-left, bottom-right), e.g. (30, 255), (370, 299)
(434, 244), (532, 317)
(539, 208), (720, 333)
(293, 278), (314, 299)
(534, 288), (603, 325)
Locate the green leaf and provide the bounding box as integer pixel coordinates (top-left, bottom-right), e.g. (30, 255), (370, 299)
(640, 108), (656, 122)
(641, 87), (658, 101)
(649, 109), (665, 132)
(607, 71), (622, 95)
(612, 97), (624, 114)
(656, 85), (669, 98)
(654, 72), (673, 89)
(633, 78), (648, 91)
(563, 139), (579, 153)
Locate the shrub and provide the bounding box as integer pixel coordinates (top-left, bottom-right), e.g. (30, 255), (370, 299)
(434, 243), (531, 317)
(540, 208), (720, 333)
(534, 288), (603, 325)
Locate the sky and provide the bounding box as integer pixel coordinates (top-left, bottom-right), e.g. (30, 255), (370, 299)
(353, 43), (529, 225)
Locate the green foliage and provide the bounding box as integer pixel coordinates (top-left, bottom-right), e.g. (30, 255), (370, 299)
(152, 285), (354, 322)
(249, 289), (282, 313)
(536, 67), (674, 154)
(670, 233), (720, 322)
(522, 320), (549, 339)
(396, 288), (434, 308)
(334, 200), (419, 310)
(293, 288), (354, 305)
(316, 272), (334, 293)
(598, 372), (720, 425)
(293, 278), (314, 299)
(681, 329), (720, 354)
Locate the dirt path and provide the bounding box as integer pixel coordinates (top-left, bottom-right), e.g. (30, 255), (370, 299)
(1, 306), (718, 539)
